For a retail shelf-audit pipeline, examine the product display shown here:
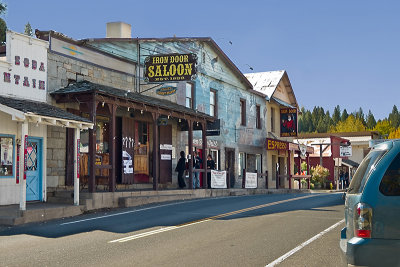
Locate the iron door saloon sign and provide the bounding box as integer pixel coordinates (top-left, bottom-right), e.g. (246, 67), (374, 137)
(144, 53), (197, 82)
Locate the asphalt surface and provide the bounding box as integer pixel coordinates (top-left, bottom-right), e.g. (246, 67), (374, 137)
(0, 192), (345, 267)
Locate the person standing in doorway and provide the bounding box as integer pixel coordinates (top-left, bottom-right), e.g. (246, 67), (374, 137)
(193, 151), (202, 189)
(207, 154), (215, 189)
(175, 151), (186, 189)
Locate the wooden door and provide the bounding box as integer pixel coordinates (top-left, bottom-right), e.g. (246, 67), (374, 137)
(225, 148), (235, 188)
(159, 124), (172, 184)
(122, 117), (134, 184)
(134, 121), (149, 183)
(66, 128), (74, 186)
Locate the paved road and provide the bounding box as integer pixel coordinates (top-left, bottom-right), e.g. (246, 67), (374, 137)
(0, 192), (345, 267)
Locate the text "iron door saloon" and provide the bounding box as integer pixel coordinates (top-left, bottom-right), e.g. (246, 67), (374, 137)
(144, 53), (197, 82)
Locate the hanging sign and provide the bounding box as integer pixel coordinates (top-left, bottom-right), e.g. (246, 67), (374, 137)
(156, 86), (177, 96)
(144, 53), (197, 82)
(211, 170), (227, 189)
(245, 172), (257, 189)
(280, 108), (298, 137)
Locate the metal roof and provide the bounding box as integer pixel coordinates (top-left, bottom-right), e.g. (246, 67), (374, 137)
(0, 95), (93, 129)
(244, 70), (285, 99)
(51, 81), (214, 120)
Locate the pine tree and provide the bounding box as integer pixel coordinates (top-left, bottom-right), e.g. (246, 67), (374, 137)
(388, 105), (400, 128)
(24, 22), (33, 36)
(355, 107), (366, 126)
(341, 109), (349, 122)
(366, 110), (377, 130)
(332, 105), (341, 125)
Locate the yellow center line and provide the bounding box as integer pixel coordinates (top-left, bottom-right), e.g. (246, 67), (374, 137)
(109, 194), (316, 243)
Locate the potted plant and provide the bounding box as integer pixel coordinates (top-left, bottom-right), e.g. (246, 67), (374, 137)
(310, 165), (330, 189)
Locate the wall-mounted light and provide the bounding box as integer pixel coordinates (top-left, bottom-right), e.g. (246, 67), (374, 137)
(102, 102), (105, 107)
(168, 115), (170, 119)
(196, 121), (199, 126)
(127, 107), (130, 111)
(141, 110), (143, 114)
(179, 118), (181, 123)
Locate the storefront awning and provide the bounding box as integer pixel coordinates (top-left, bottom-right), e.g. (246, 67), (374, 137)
(0, 95), (93, 129)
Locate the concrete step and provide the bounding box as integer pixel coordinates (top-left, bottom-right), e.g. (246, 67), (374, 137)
(47, 196), (74, 205)
(119, 194), (195, 208)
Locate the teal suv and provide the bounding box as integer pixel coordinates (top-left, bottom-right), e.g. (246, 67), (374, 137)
(340, 140), (400, 267)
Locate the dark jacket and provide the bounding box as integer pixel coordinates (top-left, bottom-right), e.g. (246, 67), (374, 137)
(193, 156), (202, 169)
(175, 157), (186, 173)
(207, 159), (215, 170)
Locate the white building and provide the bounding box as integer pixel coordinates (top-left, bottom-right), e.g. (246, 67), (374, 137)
(0, 31), (92, 208)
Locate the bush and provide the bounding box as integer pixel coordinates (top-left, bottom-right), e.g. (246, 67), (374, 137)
(310, 165), (330, 185)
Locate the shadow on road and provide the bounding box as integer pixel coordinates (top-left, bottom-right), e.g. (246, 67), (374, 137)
(0, 193), (344, 239)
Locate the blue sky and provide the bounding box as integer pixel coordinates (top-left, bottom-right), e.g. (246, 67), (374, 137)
(3, 0), (399, 119)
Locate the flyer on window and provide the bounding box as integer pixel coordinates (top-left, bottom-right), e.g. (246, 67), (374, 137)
(1, 138), (13, 165)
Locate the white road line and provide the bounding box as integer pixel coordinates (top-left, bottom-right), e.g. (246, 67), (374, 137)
(265, 218), (345, 267)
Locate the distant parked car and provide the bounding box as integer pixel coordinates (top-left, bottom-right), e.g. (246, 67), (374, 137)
(340, 140), (400, 267)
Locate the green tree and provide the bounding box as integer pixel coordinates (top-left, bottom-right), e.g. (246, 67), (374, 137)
(332, 105), (341, 125)
(388, 105), (400, 129)
(373, 119), (394, 138)
(366, 110), (377, 130)
(355, 107), (366, 126)
(341, 108), (349, 122)
(24, 22), (33, 36)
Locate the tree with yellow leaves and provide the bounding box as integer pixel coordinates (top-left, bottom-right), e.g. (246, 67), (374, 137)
(330, 115), (366, 133)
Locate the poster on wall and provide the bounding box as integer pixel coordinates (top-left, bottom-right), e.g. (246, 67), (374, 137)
(245, 172), (258, 189)
(144, 53), (197, 82)
(211, 170), (227, 189)
(280, 108), (298, 137)
(1, 138), (13, 165)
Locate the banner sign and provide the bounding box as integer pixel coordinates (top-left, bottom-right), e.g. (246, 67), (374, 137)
(16, 145), (20, 184)
(23, 135), (28, 180)
(156, 86), (177, 96)
(266, 138), (288, 150)
(280, 108), (297, 137)
(144, 53), (197, 82)
(77, 139), (80, 179)
(211, 170), (227, 189)
(245, 172), (257, 189)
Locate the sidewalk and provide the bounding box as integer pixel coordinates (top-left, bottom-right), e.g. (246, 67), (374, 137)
(0, 188), (311, 227)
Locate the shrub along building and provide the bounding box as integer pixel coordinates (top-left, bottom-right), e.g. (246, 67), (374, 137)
(36, 22), (268, 194)
(0, 31), (92, 208)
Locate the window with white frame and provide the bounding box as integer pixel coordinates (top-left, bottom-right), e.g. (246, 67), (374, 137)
(185, 83), (193, 109)
(256, 154), (262, 173)
(0, 135), (14, 177)
(210, 149), (219, 170)
(210, 89), (217, 117)
(238, 152), (245, 176)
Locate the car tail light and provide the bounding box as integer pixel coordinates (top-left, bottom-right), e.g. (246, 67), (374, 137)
(354, 202), (372, 238)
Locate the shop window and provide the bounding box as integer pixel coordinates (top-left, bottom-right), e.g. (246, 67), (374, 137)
(210, 149), (219, 170)
(238, 152), (245, 176)
(256, 154), (262, 173)
(186, 83), (193, 109)
(0, 135), (14, 177)
(240, 99), (246, 126)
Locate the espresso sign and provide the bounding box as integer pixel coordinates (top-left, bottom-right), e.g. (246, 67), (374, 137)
(266, 138), (288, 150)
(144, 53), (197, 82)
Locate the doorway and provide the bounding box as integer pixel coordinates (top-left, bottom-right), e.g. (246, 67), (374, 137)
(225, 148), (235, 188)
(26, 137), (42, 201)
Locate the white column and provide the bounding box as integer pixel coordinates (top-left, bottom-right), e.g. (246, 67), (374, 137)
(19, 121), (28, 211)
(74, 128), (80, 206)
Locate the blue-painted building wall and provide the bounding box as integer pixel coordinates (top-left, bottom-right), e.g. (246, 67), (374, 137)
(88, 38), (268, 186)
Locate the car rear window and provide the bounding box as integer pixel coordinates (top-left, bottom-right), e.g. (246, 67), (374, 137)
(379, 152), (400, 196)
(348, 149), (387, 194)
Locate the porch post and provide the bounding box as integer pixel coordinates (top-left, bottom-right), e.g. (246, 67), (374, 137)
(109, 104), (117, 192)
(288, 150), (291, 189)
(188, 120), (193, 189)
(74, 128), (80, 206)
(88, 98), (97, 193)
(201, 121), (207, 189)
(19, 121), (28, 211)
(152, 112), (159, 190)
